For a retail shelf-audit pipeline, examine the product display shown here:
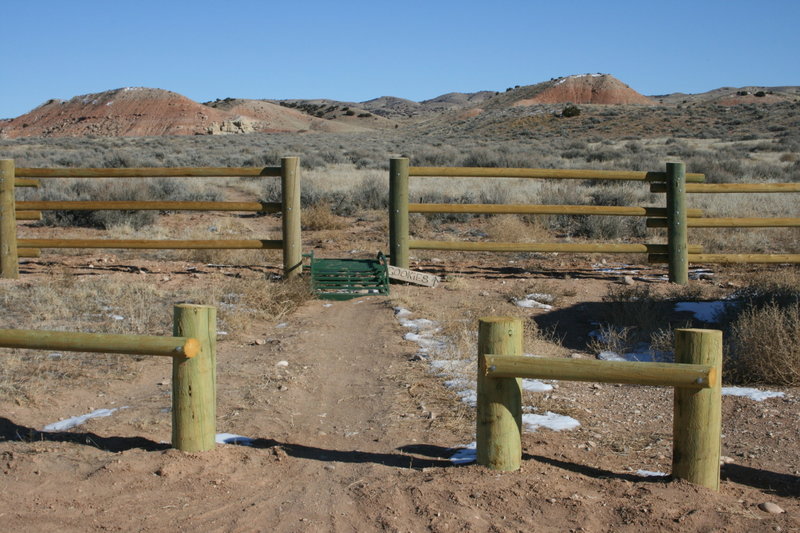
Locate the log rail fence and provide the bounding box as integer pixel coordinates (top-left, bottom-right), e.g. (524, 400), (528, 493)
(477, 318), (723, 490)
(0, 158), (302, 279)
(0, 304), (217, 452)
(390, 158), (800, 284)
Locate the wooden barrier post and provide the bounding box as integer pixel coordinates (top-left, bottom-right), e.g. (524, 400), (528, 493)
(672, 328), (722, 490)
(477, 317), (523, 471)
(666, 162), (688, 284)
(0, 159), (19, 279)
(389, 158), (410, 269)
(281, 157), (302, 278)
(172, 304), (217, 452)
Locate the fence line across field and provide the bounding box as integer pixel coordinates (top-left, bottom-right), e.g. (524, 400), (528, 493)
(476, 318), (723, 491)
(0, 304), (217, 452)
(390, 158), (700, 283)
(0, 158), (302, 279)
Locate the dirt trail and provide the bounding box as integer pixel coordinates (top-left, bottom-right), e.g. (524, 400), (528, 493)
(1, 276), (798, 532)
(0, 297), (459, 532)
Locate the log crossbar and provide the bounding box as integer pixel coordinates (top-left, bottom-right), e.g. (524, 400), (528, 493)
(651, 183), (800, 194)
(409, 166), (705, 182)
(409, 240), (703, 254)
(648, 217), (800, 228)
(15, 167), (282, 178)
(0, 328), (199, 358)
(483, 355), (714, 389)
(18, 239), (283, 250)
(17, 201), (282, 213)
(410, 203), (703, 217)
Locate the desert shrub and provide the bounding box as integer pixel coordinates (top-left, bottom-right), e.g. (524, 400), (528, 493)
(718, 271), (800, 385)
(302, 203), (345, 231)
(562, 105), (581, 118)
(30, 178), (222, 230)
(727, 302), (800, 385)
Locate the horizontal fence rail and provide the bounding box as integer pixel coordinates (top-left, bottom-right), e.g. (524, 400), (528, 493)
(0, 329), (199, 358)
(15, 167), (283, 178)
(0, 158), (303, 279)
(647, 217), (800, 228)
(18, 239), (283, 250)
(408, 241), (703, 254)
(0, 304), (217, 452)
(477, 318), (723, 491)
(483, 355), (715, 388)
(16, 200), (282, 213)
(409, 203), (704, 218)
(687, 253), (800, 264)
(650, 182), (800, 194)
(409, 166), (706, 182)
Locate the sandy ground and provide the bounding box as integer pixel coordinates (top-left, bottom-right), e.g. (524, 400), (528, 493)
(0, 256), (797, 532)
(0, 205), (798, 531)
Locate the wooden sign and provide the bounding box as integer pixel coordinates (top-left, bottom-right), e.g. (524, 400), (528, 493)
(387, 265), (439, 287)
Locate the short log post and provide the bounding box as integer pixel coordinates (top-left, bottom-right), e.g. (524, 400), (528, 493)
(477, 317), (523, 471)
(0, 159), (19, 279)
(666, 162), (688, 284)
(172, 304), (217, 452)
(389, 158), (410, 269)
(672, 328), (722, 490)
(281, 157), (302, 278)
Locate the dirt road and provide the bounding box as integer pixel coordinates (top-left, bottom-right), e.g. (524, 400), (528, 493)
(1, 289), (797, 532)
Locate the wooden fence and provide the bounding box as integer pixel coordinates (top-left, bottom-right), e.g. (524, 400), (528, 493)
(0, 158), (302, 279)
(389, 159), (706, 283)
(390, 158), (800, 284)
(477, 318), (722, 490)
(0, 304), (217, 452)
(648, 180), (800, 266)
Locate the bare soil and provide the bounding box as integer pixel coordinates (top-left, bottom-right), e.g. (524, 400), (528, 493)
(0, 243), (797, 532)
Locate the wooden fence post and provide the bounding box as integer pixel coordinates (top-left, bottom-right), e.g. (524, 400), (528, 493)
(0, 159), (19, 279)
(172, 304), (217, 452)
(281, 157), (302, 278)
(666, 162), (688, 284)
(672, 328), (722, 490)
(389, 158), (410, 269)
(477, 317), (523, 471)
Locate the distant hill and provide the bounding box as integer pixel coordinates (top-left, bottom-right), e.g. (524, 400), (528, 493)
(504, 74), (656, 107)
(651, 85), (800, 105)
(0, 88), (238, 138)
(1, 75), (797, 139)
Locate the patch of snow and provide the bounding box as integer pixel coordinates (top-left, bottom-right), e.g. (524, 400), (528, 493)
(215, 433), (255, 446)
(514, 293), (554, 310)
(722, 387), (785, 401)
(275, 323), (288, 328)
(597, 351), (627, 362)
(450, 442), (477, 464)
(522, 379), (554, 392)
(674, 301), (727, 323)
(522, 412), (580, 432)
(109, 314), (125, 321)
(43, 407), (128, 432)
(217, 331), (228, 336)
(323, 303), (333, 308)
(636, 469), (668, 477)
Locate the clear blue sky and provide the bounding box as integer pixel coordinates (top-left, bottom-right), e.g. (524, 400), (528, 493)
(3, 0), (798, 118)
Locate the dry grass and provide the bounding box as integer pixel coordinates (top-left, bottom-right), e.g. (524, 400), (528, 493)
(0, 274), (311, 403)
